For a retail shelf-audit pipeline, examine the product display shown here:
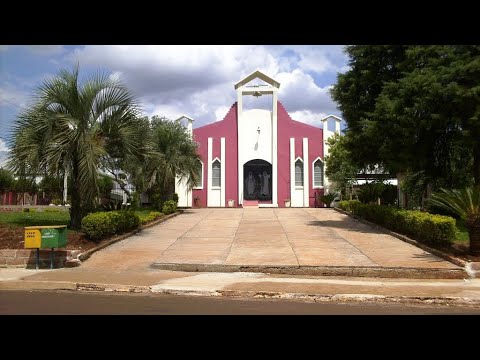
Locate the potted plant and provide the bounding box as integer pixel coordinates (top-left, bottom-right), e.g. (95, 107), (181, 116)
(319, 192), (338, 208)
(284, 198), (291, 207)
(228, 199), (235, 207)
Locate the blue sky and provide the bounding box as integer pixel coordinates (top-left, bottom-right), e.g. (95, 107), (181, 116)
(0, 45), (349, 166)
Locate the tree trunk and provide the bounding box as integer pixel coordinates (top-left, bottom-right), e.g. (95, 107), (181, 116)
(69, 162), (82, 229)
(468, 218), (480, 256)
(474, 140), (480, 187)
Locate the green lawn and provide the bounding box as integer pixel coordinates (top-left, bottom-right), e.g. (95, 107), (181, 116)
(0, 208), (161, 228)
(134, 208), (158, 218)
(0, 211), (70, 227)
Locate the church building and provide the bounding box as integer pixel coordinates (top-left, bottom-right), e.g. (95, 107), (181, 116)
(175, 71), (342, 208)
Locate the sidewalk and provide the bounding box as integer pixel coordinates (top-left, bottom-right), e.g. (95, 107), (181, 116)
(1, 209), (479, 306)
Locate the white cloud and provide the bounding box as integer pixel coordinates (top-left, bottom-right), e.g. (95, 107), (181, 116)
(0, 138), (10, 168)
(24, 45), (65, 56)
(68, 45), (346, 127)
(0, 85), (30, 109)
(0, 45), (347, 130)
(289, 110), (329, 126)
(0, 138), (9, 152)
(276, 70), (338, 114)
(214, 106), (231, 121)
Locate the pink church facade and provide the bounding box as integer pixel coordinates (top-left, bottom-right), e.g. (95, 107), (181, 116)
(175, 71), (341, 208)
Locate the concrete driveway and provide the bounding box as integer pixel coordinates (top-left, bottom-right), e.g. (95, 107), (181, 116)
(150, 208), (458, 271)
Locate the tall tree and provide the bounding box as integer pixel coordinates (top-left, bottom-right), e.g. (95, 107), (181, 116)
(8, 66), (144, 228)
(145, 116), (200, 203)
(0, 168), (15, 193)
(104, 116), (201, 209)
(324, 133), (360, 199)
(331, 45), (479, 191)
(330, 45), (408, 170)
(373, 45), (477, 187)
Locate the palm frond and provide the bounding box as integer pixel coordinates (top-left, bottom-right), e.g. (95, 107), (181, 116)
(8, 65), (143, 227)
(429, 187), (480, 221)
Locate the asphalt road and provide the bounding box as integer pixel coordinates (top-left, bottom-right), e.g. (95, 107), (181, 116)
(1, 290), (479, 314)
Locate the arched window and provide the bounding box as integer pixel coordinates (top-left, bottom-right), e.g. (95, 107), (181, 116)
(313, 158), (324, 188)
(194, 160), (203, 189)
(295, 159), (303, 187)
(212, 159), (221, 187)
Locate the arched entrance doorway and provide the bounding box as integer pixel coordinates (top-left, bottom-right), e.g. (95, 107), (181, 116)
(243, 159), (272, 201)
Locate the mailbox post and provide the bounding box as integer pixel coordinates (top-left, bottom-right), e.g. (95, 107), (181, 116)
(24, 226), (68, 269)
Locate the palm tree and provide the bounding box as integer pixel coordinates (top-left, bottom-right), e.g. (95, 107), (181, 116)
(429, 187), (480, 255)
(143, 116), (201, 202)
(8, 66), (144, 228)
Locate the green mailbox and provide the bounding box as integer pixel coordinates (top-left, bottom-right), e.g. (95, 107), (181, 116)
(40, 227), (67, 248)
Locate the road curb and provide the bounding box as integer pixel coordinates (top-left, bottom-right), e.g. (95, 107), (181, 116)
(3, 279), (478, 307)
(150, 262), (467, 279)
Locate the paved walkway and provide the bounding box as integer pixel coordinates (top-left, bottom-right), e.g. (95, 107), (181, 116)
(150, 208), (458, 269)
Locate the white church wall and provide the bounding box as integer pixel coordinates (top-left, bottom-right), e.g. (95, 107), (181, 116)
(238, 109), (273, 204)
(239, 109), (273, 164)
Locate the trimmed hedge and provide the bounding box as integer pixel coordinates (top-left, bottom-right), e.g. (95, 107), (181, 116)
(162, 200), (177, 215)
(338, 200), (362, 212)
(337, 200), (456, 246)
(138, 211), (163, 225)
(81, 210), (140, 240)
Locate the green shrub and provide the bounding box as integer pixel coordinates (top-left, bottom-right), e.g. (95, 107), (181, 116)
(338, 200), (361, 212)
(102, 200), (126, 212)
(162, 200), (177, 215)
(357, 182), (385, 204)
(139, 211), (163, 224)
(81, 212), (114, 240)
(344, 203), (456, 247)
(51, 197), (62, 205)
(149, 192), (164, 211)
(171, 193), (179, 204)
(81, 210), (140, 240)
(130, 192), (141, 210)
(381, 184), (398, 205)
(319, 192), (338, 208)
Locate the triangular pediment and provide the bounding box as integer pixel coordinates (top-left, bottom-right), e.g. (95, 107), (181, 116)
(234, 70), (280, 90)
(321, 114), (342, 122)
(175, 115), (194, 122)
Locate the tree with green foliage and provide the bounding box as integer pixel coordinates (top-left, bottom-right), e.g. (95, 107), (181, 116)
(97, 175), (114, 202)
(0, 168), (15, 193)
(331, 45), (408, 171)
(103, 115), (201, 210)
(324, 133), (360, 199)
(8, 66), (144, 228)
(144, 116), (200, 207)
(99, 115), (151, 201)
(38, 173), (63, 198)
(331, 45), (479, 192)
(429, 187), (480, 255)
(373, 46), (478, 188)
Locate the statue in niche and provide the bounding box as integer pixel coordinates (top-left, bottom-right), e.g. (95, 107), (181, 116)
(259, 170), (271, 197)
(246, 171), (256, 196)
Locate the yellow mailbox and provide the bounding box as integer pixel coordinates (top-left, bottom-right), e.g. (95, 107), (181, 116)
(25, 228), (42, 248)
